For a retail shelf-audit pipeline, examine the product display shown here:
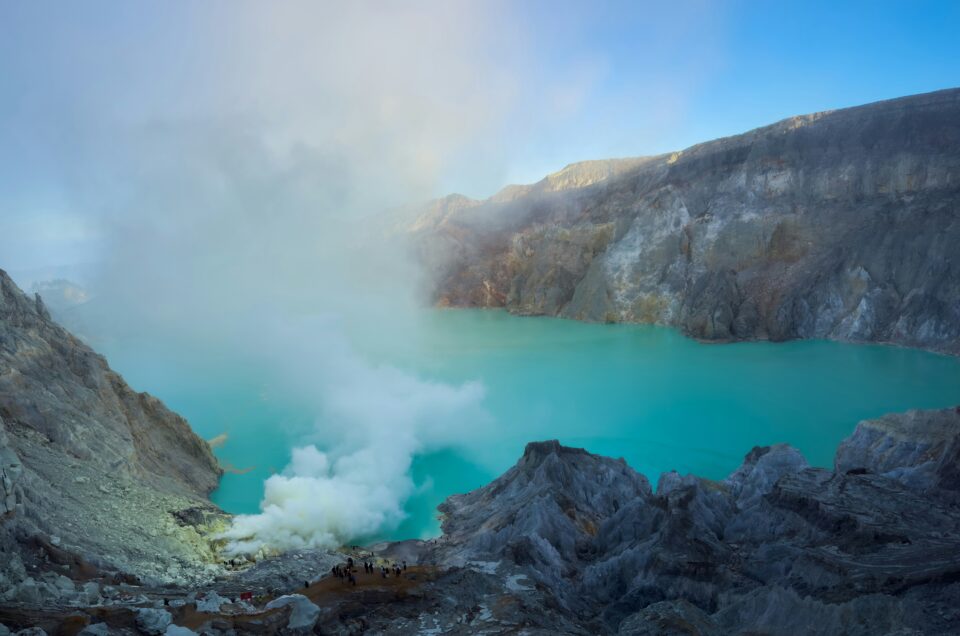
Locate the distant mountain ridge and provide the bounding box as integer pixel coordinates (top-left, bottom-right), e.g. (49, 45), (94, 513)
(411, 88), (960, 354)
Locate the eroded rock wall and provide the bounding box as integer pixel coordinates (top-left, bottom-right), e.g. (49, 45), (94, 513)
(414, 88), (960, 353)
(0, 270), (225, 588)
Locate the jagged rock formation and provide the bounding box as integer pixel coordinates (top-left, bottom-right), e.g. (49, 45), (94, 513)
(412, 88), (960, 353)
(416, 406), (960, 634)
(2, 405), (959, 634)
(0, 269), (225, 596)
(836, 407), (960, 491)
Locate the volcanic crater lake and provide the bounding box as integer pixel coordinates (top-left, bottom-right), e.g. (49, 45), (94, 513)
(101, 309), (960, 541)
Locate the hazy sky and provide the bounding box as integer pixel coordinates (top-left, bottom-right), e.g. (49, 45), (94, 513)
(1, 0), (959, 272)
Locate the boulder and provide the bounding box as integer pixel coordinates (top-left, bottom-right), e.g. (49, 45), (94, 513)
(135, 608), (173, 635)
(194, 590), (227, 613)
(265, 594), (321, 634)
(80, 581), (101, 605)
(11, 578), (41, 605)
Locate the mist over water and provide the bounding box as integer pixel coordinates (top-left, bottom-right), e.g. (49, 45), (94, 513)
(5, 2), (531, 555)
(100, 309), (960, 544)
(7, 1), (960, 556)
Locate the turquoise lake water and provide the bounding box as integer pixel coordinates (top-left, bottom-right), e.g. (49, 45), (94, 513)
(100, 309), (960, 542)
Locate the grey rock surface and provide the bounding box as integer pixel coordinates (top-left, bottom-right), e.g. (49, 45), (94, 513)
(419, 406), (960, 634)
(194, 591), (228, 614)
(412, 88), (960, 354)
(263, 595), (319, 634)
(836, 406), (960, 491)
(0, 269), (225, 588)
(135, 608), (172, 635)
(0, 419), (22, 517)
(0, 406), (958, 635)
(214, 550), (340, 597)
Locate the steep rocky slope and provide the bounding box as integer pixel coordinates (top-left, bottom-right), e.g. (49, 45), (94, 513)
(0, 269), (225, 599)
(412, 88), (960, 353)
(2, 402), (959, 633)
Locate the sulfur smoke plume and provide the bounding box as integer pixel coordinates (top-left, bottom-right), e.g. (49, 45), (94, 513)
(218, 347), (486, 554)
(80, 2), (514, 554)
(0, 0), (727, 553)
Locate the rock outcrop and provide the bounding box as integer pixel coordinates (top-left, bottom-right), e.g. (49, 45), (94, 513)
(412, 88), (960, 354)
(1, 404), (959, 634)
(417, 406), (960, 634)
(0, 269), (224, 590)
(836, 406), (960, 492)
(0, 420), (22, 518)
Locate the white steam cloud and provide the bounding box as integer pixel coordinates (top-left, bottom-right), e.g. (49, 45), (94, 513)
(50, 1), (519, 554)
(1, 1), (728, 554)
(219, 353), (486, 554)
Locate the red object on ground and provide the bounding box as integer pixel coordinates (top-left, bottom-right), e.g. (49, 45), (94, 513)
(240, 591), (253, 601)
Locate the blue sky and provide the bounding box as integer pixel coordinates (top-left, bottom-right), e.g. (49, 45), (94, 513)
(503, 0), (960, 182)
(1, 1), (958, 274)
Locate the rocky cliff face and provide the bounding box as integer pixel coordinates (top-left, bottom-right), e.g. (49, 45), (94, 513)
(0, 269), (224, 596)
(413, 88), (960, 353)
(416, 406), (960, 635)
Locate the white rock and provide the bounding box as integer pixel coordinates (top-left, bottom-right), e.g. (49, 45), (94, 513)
(265, 594), (321, 633)
(81, 581), (100, 605)
(194, 590), (227, 613)
(505, 574), (533, 592)
(164, 626), (197, 636)
(135, 608), (172, 635)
